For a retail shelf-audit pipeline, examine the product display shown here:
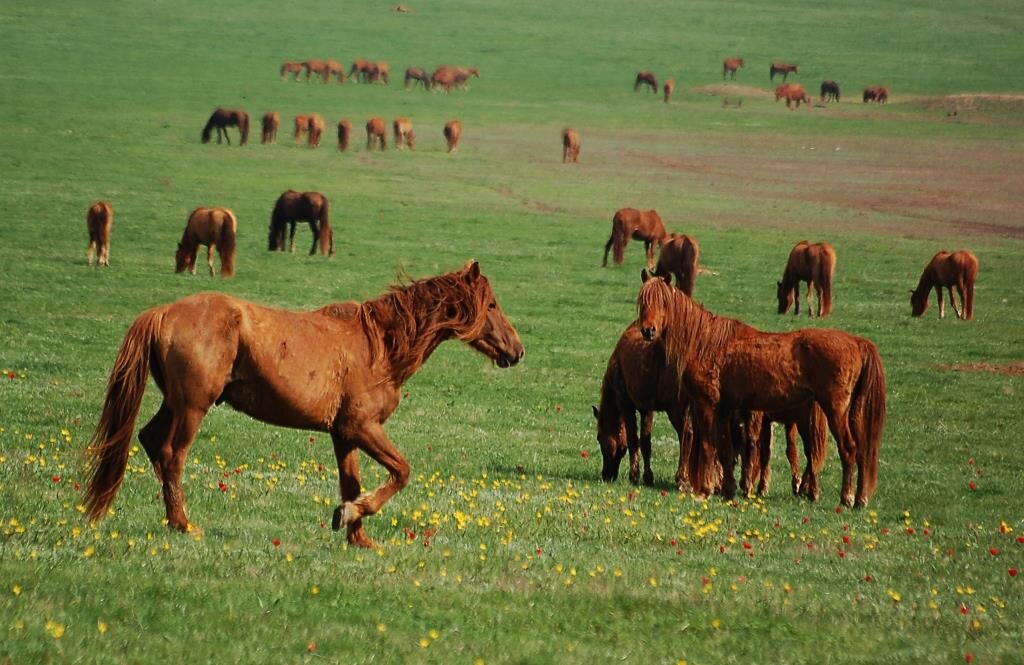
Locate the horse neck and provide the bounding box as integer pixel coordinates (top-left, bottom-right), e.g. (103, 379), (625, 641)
(663, 291), (742, 372)
(912, 268), (934, 297)
(597, 359), (625, 433)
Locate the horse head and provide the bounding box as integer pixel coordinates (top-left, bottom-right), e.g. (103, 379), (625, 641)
(460, 261), (524, 368)
(910, 289), (928, 317)
(592, 405), (627, 481)
(637, 270), (672, 341)
(777, 280), (794, 314)
(174, 242), (190, 273)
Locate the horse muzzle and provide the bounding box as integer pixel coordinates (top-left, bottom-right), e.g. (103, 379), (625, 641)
(496, 349), (524, 368)
(639, 326), (657, 341)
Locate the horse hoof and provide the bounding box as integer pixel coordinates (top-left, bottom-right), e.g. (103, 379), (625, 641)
(331, 506), (344, 531)
(642, 472), (654, 486)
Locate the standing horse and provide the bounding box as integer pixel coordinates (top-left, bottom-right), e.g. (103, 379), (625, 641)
(911, 250), (978, 320)
(337, 119), (352, 152)
(268, 190), (334, 256)
(775, 83), (810, 109)
(444, 119), (462, 153)
(602, 208), (668, 268)
(663, 79), (675, 103)
(83, 261), (524, 547)
(770, 62), (798, 81)
(325, 60), (345, 83)
(750, 405), (829, 500)
(175, 207), (237, 278)
(723, 57), (744, 80)
(430, 66), (457, 91)
(405, 67), (431, 89)
(820, 80), (841, 102)
(349, 59), (371, 82)
(86, 201), (113, 267)
(561, 127), (580, 163)
(368, 61), (390, 84)
(636, 274), (886, 507)
(777, 240), (836, 317)
(280, 61), (303, 81)
(393, 117), (415, 149)
(307, 114), (325, 148)
(452, 67), (479, 89)
(634, 71), (658, 93)
(303, 59), (329, 82)
(293, 114), (310, 144)
(863, 86), (889, 103)
(201, 108), (249, 145)
(366, 117), (387, 151)
(261, 112), (279, 144)
(653, 233), (700, 296)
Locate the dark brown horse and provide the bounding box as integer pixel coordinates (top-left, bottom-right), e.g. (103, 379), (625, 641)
(778, 240), (836, 317)
(636, 274), (886, 507)
(663, 79), (675, 103)
(175, 207), (237, 278)
(723, 57), (744, 80)
(775, 83), (811, 109)
(201, 108), (249, 145)
(307, 114), (325, 148)
(337, 119), (352, 152)
(444, 119), (462, 153)
(261, 112), (279, 144)
(83, 261), (524, 547)
(603, 208), (668, 268)
(653, 233), (699, 296)
(393, 117), (415, 149)
(268, 190), (334, 256)
(634, 71), (658, 93)
(863, 86), (889, 103)
(405, 67), (431, 89)
(911, 250), (978, 320)
(561, 127), (580, 163)
(366, 117), (387, 151)
(280, 61), (303, 81)
(770, 62), (799, 81)
(820, 80), (840, 102)
(86, 201), (113, 267)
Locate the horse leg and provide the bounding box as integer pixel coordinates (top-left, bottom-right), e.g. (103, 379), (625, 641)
(602, 235), (614, 267)
(206, 245), (215, 277)
(639, 411), (654, 486)
(715, 413), (737, 499)
(820, 401), (856, 507)
(335, 422), (410, 527)
(330, 435), (374, 548)
(794, 411), (823, 502)
(667, 406), (692, 492)
(688, 403), (720, 499)
(623, 408), (641, 485)
(309, 221), (320, 256)
(951, 285), (964, 319)
(289, 221), (297, 253)
(100, 241), (110, 267)
(935, 286), (945, 319)
(138, 401), (175, 486)
(146, 406), (206, 531)
(805, 281), (815, 317)
(87, 238), (97, 266)
(756, 416), (775, 497)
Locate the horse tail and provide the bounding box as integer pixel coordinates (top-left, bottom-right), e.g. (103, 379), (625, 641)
(318, 198), (333, 256)
(964, 254), (978, 320)
(219, 210), (238, 276)
(201, 114), (214, 143)
(820, 247), (836, 317)
(239, 113), (250, 146)
(849, 340), (886, 504)
(84, 308), (163, 522)
(611, 213), (627, 265)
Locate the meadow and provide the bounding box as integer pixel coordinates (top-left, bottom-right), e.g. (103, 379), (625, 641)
(1, 0), (1023, 662)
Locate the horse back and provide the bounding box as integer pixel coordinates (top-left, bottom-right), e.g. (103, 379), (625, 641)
(87, 201), (113, 235)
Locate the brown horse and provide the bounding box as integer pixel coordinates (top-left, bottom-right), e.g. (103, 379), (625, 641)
(863, 86), (889, 103)
(430, 66), (457, 91)
(261, 112), (279, 144)
(603, 208), (667, 268)
(86, 201), (113, 267)
(368, 61), (390, 84)
(337, 119), (352, 152)
(775, 83), (811, 109)
(778, 241), (836, 317)
(636, 274), (885, 507)
(770, 62), (799, 81)
(393, 117), (415, 149)
(820, 80), (841, 102)
(175, 207), (237, 278)
(444, 120), (462, 153)
(366, 117), (387, 151)
(348, 59), (371, 82)
(750, 405), (829, 500)
(268, 190), (334, 256)
(452, 67), (479, 89)
(653, 233), (699, 296)
(83, 261), (524, 547)
(293, 114), (310, 143)
(561, 127), (580, 163)
(405, 67), (431, 89)
(911, 250), (978, 320)
(723, 57), (744, 80)
(303, 59), (329, 82)
(634, 71), (658, 93)
(280, 61), (303, 81)
(201, 108), (249, 145)
(663, 79), (675, 103)
(307, 114), (325, 148)
(325, 60), (345, 83)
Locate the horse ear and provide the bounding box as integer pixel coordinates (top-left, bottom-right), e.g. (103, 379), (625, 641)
(591, 405), (599, 420)
(661, 272), (672, 286)
(641, 269), (651, 283)
(777, 281), (783, 288)
(463, 260), (480, 282)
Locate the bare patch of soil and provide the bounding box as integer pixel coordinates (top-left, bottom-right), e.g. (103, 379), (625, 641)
(936, 361), (1024, 376)
(691, 84), (774, 99)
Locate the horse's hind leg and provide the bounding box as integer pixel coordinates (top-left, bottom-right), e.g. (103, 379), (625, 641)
(639, 411), (655, 486)
(99, 241), (110, 267)
(820, 402), (856, 507)
(309, 222), (320, 256)
(206, 245), (215, 277)
(288, 221), (297, 253)
(330, 435), (374, 548)
(602, 235), (614, 267)
(87, 239), (97, 266)
(951, 285), (965, 319)
(935, 286), (945, 319)
(140, 403), (206, 531)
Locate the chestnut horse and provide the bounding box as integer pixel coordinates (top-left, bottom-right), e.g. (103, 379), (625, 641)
(405, 67), (431, 89)
(663, 79), (675, 103)
(348, 59), (371, 82)
(636, 274), (886, 507)
(337, 119), (352, 152)
(911, 250), (978, 320)
(325, 60), (345, 83)
(723, 57), (744, 80)
(393, 117), (415, 149)
(444, 120), (462, 153)
(778, 240), (836, 318)
(653, 233), (700, 296)
(366, 117), (387, 151)
(175, 207), (237, 278)
(634, 71), (657, 93)
(268, 190), (334, 256)
(603, 208), (667, 268)
(307, 114), (325, 148)
(770, 62), (798, 81)
(84, 261), (524, 547)
(261, 112), (279, 144)
(293, 114), (310, 143)
(303, 59), (329, 82)
(86, 201), (113, 267)
(820, 80), (840, 102)
(280, 61), (303, 81)
(201, 108), (249, 145)
(775, 83), (810, 109)
(368, 61), (390, 84)
(561, 127), (580, 163)
(430, 66), (457, 91)
(863, 86), (889, 103)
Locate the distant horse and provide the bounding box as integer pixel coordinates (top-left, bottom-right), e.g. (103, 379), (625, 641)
(778, 241), (836, 317)
(603, 208), (667, 268)
(663, 79), (675, 103)
(452, 67), (479, 89)
(561, 127), (580, 163)
(201, 108), (249, 145)
(337, 119), (352, 152)
(307, 115), (325, 148)
(325, 60), (345, 83)
(268, 190), (334, 256)
(261, 112), (279, 144)
(280, 61), (303, 81)
(723, 57), (744, 80)
(444, 119), (462, 153)
(653, 233), (700, 296)
(368, 61), (390, 84)
(405, 67), (431, 89)
(393, 117), (415, 149)
(820, 80), (840, 102)
(83, 261), (524, 547)
(634, 71), (658, 93)
(366, 117), (387, 151)
(770, 62), (798, 81)
(86, 201), (113, 267)
(775, 83), (810, 109)
(911, 250), (978, 320)
(349, 59), (372, 82)
(430, 66), (457, 91)
(303, 59), (329, 82)
(293, 114), (310, 143)
(863, 86), (889, 103)
(175, 207), (237, 278)
(636, 274), (886, 506)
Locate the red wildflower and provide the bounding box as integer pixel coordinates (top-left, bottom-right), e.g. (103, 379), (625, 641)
(742, 542), (752, 550)
(837, 550), (846, 559)
(51, 475), (61, 483)
(218, 482), (228, 492)
(959, 603), (969, 615)
(968, 481), (977, 491)
(580, 451), (589, 459)
(801, 516), (810, 524)
(835, 506), (843, 514)
(1018, 536), (1024, 544)
(842, 535), (851, 544)
(272, 538), (281, 547)
(1008, 568), (1018, 578)
(863, 575), (873, 582)
(989, 548), (1000, 556)
(965, 652), (974, 663)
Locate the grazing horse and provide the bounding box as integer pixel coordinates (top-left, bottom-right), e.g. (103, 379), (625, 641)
(307, 115), (325, 148)
(602, 208), (667, 268)
(201, 108), (249, 146)
(268, 190), (334, 256)
(653, 233), (700, 296)
(175, 207), (237, 278)
(293, 114), (310, 144)
(280, 61), (304, 81)
(561, 127), (580, 163)
(820, 80), (840, 102)
(303, 59), (329, 82)
(723, 57), (744, 80)
(348, 59), (372, 82)
(770, 62), (799, 81)
(261, 112), (279, 144)
(634, 71), (658, 93)
(83, 261), (524, 547)
(405, 67), (431, 89)
(393, 117), (415, 149)
(444, 119), (462, 153)
(911, 250), (978, 320)
(452, 67), (479, 89)
(863, 86), (889, 103)
(337, 119), (352, 152)
(775, 83), (811, 109)
(325, 60), (345, 83)
(636, 274), (886, 506)
(368, 61), (390, 84)
(663, 79), (675, 103)
(778, 241), (836, 317)
(86, 201), (113, 267)
(430, 66), (457, 91)
(366, 117), (387, 151)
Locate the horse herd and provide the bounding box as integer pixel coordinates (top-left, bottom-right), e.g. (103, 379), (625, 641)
(280, 59), (480, 92)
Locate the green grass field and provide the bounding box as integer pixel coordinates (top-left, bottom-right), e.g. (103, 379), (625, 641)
(2, 1), (1023, 662)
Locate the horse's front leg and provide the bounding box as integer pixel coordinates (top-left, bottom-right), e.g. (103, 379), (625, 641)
(688, 403), (721, 499)
(206, 245), (215, 277)
(288, 222), (297, 253)
(623, 408), (641, 485)
(951, 285), (964, 319)
(309, 222), (320, 256)
(639, 411), (655, 486)
(330, 434), (374, 548)
(334, 422), (410, 536)
(805, 281), (815, 317)
(936, 286), (945, 319)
